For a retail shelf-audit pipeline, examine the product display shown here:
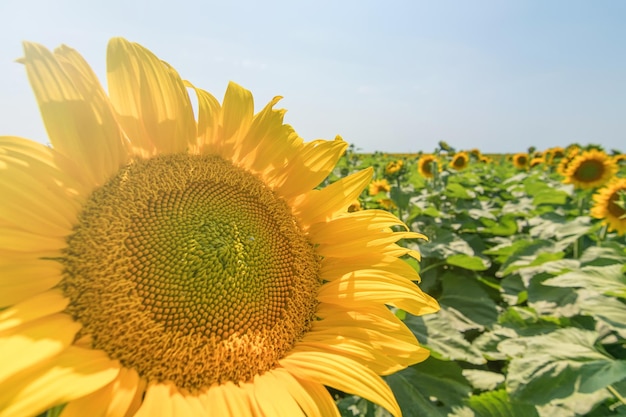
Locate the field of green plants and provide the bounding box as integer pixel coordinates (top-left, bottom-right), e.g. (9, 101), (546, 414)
(329, 143), (626, 417)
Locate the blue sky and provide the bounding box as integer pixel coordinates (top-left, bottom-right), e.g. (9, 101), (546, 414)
(1, 0), (624, 154)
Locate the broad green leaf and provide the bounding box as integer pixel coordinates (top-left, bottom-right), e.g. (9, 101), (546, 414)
(404, 309), (486, 364)
(472, 326), (518, 361)
(580, 243), (626, 267)
(479, 213), (518, 236)
(462, 370), (505, 391)
(506, 328), (626, 405)
(527, 273), (579, 317)
(446, 253), (491, 271)
(532, 188), (568, 206)
(337, 396), (391, 417)
(385, 358), (472, 417)
(446, 183), (476, 199)
(543, 264), (626, 299)
(578, 291), (626, 339)
(467, 389), (540, 417)
(439, 274), (499, 330)
(536, 388), (614, 417)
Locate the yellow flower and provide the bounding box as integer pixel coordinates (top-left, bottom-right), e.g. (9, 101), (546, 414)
(0, 39), (439, 417)
(417, 154), (439, 179)
(530, 157), (544, 168)
(563, 149), (617, 189)
(613, 154), (626, 165)
(449, 152), (469, 171)
(469, 148), (481, 159)
(379, 199), (398, 210)
(512, 153), (529, 169)
(368, 179), (392, 196)
(591, 178), (626, 235)
(479, 155), (492, 164)
(347, 200), (362, 212)
(385, 160), (404, 176)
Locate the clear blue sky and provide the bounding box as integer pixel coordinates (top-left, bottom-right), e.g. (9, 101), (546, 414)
(1, 0), (624, 154)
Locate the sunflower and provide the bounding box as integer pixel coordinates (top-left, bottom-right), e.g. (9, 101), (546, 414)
(529, 157), (544, 169)
(591, 178), (626, 235)
(368, 179), (392, 196)
(384, 160), (404, 177)
(417, 154), (439, 179)
(563, 149), (617, 189)
(0, 39), (439, 417)
(613, 154), (626, 165)
(512, 153), (529, 170)
(449, 152), (469, 171)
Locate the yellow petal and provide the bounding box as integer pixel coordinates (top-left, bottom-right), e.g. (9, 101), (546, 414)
(245, 372), (306, 417)
(0, 346), (119, 417)
(237, 95), (287, 171)
(281, 351), (401, 417)
(0, 227), (66, 253)
(0, 259), (64, 307)
(201, 382), (254, 417)
(53, 45), (129, 183)
(107, 38), (195, 155)
(60, 367), (145, 417)
(185, 82), (221, 153)
(293, 167), (373, 227)
(0, 313), (80, 383)
(21, 43), (123, 186)
(277, 137), (348, 199)
(309, 210), (411, 243)
(317, 270), (440, 316)
(219, 81), (254, 159)
(291, 376), (340, 417)
(131, 383), (174, 417)
(0, 289), (68, 333)
(271, 368), (340, 417)
(0, 136), (85, 233)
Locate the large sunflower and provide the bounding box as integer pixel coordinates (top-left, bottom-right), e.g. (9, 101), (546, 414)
(0, 39), (439, 417)
(563, 149), (617, 189)
(591, 178), (626, 235)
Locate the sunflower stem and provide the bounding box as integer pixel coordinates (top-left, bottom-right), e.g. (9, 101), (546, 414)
(608, 385), (626, 410)
(419, 261), (447, 275)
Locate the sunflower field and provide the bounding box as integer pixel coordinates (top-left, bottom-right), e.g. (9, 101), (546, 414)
(330, 143), (626, 417)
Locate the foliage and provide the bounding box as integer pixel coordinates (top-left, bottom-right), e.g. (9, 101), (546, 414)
(334, 143), (626, 417)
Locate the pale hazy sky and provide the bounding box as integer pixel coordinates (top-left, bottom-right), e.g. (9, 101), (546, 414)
(1, 0), (624, 154)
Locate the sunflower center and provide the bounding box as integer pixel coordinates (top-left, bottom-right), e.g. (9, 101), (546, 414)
(608, 192), (626, 218)
(574, 159), (605, 181)
(60, 154), (320, 390)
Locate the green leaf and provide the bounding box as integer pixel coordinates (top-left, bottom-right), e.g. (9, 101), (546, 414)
(578, 291), (626, 339)
(543, 264), (626, 299)
(404, 310), (486, 364)
(462, 370), (505, 391)
(446, 253), (491, 271)
(385, 358), (472, 417)
(446, 183), (476, 199)
(467, 389), (540, 417)
(479, 213), (519, 236)
(532, 188), (568, 206)
(439, 274), (499, 331)
(337, 396), (391, 417)
(506, 328), (626, 405)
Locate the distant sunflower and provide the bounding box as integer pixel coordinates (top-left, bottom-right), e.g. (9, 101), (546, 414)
(479, 155), (492, 164)
(385, 160), (404, 176)
(530, 157), (544, 168)
(449, 152), (469, 171)
(563, 149), (617, 189)
(512, 153), (529, 169)
(368, 178), (392, 196)
(469, 148), (481, 159)
(0, 39), (439, 417)
(591, 178), (626, 235)
(547, 146), (566, 164)
(418, 154), (439, 179)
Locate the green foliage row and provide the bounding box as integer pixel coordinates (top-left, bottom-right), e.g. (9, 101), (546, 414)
(333, 145), (626, 417)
